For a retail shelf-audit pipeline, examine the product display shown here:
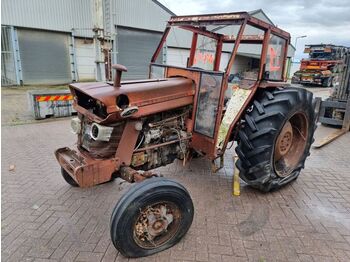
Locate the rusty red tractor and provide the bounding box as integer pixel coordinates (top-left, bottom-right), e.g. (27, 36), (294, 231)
(55, 12), (316, 257)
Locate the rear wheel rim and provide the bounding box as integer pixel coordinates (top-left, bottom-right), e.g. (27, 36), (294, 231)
(133, 201), (182, 249)
(274, 112), (308, 177)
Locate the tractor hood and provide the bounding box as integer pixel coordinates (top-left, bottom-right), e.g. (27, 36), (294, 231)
(69, 77), (195, 122)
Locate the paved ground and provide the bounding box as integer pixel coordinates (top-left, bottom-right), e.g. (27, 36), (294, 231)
(2, 86), (350, 262)
(304, 87), (332, 100)
(1, 86), (69, 126)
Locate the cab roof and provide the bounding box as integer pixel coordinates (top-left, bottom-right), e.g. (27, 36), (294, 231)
(167, 11), (290, 41)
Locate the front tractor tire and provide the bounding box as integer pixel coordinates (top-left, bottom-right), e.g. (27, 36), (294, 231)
(61, 168), (79, 187)
(236, 87), (316, 192)
(110, 177), (194, 258)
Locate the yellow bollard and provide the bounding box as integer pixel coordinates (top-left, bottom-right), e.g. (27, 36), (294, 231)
(232, 156), (240, 196)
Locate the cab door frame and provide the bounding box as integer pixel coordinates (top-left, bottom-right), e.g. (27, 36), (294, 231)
(191, 19), (247, 158)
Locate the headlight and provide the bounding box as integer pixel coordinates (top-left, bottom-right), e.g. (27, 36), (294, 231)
(91, 124), (99, 138)
(71, 117), (81, 134)
(90, 123), (114, 142)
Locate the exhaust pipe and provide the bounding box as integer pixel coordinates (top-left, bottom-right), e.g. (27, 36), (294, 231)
(112, 64), (128, 88)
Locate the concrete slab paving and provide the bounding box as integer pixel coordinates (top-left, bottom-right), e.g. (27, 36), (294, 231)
(2, 85), (349, 261)
(2, 117), (350, 262)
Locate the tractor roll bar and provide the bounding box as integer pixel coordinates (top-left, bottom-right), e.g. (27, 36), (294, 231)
(167, 12), (290, 40)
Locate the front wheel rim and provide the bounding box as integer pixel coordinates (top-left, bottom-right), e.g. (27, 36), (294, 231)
(133, 201), (182, 249)
(274, 112), (308, 177)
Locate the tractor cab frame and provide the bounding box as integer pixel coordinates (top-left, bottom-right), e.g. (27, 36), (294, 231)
(149, 12), (290, 159)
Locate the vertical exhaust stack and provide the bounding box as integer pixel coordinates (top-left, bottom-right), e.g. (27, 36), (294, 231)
(112, 64), (128, 88)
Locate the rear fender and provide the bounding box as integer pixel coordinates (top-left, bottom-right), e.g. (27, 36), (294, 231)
(216, 83), (287, 154)
(216, 83), (259, 153)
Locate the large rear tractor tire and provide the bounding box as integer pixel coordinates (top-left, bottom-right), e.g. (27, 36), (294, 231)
(236, 87), (316, 192)
(110, 177), (194, 258)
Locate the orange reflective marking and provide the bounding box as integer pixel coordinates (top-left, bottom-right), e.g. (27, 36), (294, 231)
(36, 95), (73, 102)
(194, 52), (214, 65)
(269, 47), (281, 72)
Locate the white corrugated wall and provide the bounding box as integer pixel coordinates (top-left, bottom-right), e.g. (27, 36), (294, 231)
(112, 0), (171, 32)
(1, 0), (172, 37)
(1, 0), (93, 37)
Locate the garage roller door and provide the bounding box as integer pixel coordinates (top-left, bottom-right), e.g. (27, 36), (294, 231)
(17, 29), (71, 85)
(117, 27), (162, 80)
(75, 38), (95, 81)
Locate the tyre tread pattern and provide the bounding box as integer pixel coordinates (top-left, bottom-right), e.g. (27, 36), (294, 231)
(110, 178), (194, 258)
(235, 87), (316, 192)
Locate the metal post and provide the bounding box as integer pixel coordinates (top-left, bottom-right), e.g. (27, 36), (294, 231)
(111, 25), (118, 80)
(102, 0), (112, 37)
(94, 29), (102, 81)
(342, 52), (350, 131)
(232, 156), (240, 196)
(92, 0), (105, 82)
(343, 96), (350, 131)
(292, 35), (307, 63)
(214, 37), (223, 71)
(70, 29), (78, 82)
(188, 32), (198, 67)
(10, 26), (23, 85)
(111, 0), (118, 79)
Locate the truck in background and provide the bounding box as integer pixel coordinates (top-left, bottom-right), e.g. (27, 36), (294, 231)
(292, 44), (349, 87)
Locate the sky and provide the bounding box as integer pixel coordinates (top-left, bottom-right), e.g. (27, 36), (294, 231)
(158, 0), (350, 61)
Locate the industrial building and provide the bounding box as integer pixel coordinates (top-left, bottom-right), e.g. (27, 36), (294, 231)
(1, 0), (173, 85)
(1, 1), (295, 86)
